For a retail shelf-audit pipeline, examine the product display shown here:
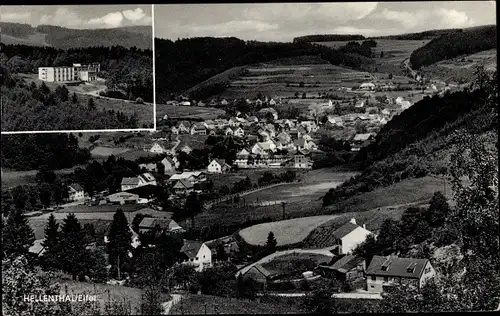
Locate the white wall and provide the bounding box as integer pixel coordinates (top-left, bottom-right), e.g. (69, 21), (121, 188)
(341, 226), (372, 254)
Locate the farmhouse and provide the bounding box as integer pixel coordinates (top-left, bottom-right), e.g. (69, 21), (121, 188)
(365, 256), (436, 293)
(359, 82), (375, 91)
(177, 121), (191, 134)
(107, 192), (140, 205)
(331, 218), (373, 255)
(169, 171), (206, 184)
(172, 179), (194, 195)
(68, 183), (85, 202)
(180, 240), (212, 272)
(190, 123), (207, 135)
(319, 254), (366, 283)
(207, 159), (231, 174)
(138, 217), (185, 235)
(149, 142), (168, 154)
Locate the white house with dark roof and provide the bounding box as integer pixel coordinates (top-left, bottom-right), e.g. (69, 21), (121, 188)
(138, 217), (184, 235)
(121, 177), (140, 191)
(161, 156), (176, 172)
(149, 142), (168, 154)
(180, 239), (212, 272)
(68, 183), (85, 202)
(233, 127), (245, 137)
(207, 159), (231, 174)
(366, 256), (436, 293)
(172, 179), (194, 195)
(190, 123), (207, 135)
(332, 218), (373, 255)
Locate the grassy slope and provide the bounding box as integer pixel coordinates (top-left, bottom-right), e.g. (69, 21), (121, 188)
(170, 294), (303, 314)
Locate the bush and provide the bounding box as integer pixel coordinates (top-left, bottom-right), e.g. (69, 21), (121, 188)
(135, 97), (144, 104)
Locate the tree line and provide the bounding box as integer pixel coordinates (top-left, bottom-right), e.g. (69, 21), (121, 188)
(293, 34), (365, 43)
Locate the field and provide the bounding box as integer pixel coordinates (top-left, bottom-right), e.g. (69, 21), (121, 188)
(239, 215), (337, 247)
(1, 167), (82, 189)
(315, 39), (431, 75)
(420, 49), (497, 83)
(90, 146), (132, 157)
(169, 294), (303, 315)
(156, 104), (225, 120)
(261, 253), (332, 277)
(17, 74), (154, 127)
(57, 280), (168, 315)
(0, 33), (48, 46)
(28, 205), (171, 239)
(207, 169), (309, 190)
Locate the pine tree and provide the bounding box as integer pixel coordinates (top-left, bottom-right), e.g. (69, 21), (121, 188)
(2, 208), (35, 255)
(59, 213), (86, 280)
(71, 92), (78, 104)
(87, 98), (96, 111)
(266, 231), (277, 253)
(41, 214), (61, 269)
(107, 209), (132, 279)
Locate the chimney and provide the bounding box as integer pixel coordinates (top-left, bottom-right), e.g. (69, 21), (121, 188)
(350, 218), (356, 225)
(363, 224), (366, 229)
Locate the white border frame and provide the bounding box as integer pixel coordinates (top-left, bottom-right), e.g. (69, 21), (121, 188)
(1, 4), (157, 135)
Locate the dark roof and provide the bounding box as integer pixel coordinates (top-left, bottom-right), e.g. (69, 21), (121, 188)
(121, 177), (139, 185)
(139, 217), (171, 229)
(251, 264), (273, 278)
(332, 222), (360, 239)
(323, 255), (365, 273)
(173, 179), (194, 189)
(69, 183), (84, 191)
(366, 255), (429, 279)
(181, 240), (203, 258)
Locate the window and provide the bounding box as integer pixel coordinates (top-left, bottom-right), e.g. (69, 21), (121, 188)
(203, 255), (205, 259)
(195, 257), (199, 260)
(190, 258), (193, 262)
(383, 276), (389, 282)
(371, 275), (376, 281)
(425, 267), (431, 274)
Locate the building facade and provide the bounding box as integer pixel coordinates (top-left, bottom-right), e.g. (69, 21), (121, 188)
(38, 63), (100, 83)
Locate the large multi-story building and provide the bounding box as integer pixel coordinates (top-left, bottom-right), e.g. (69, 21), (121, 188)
(38, 63), (100, 83)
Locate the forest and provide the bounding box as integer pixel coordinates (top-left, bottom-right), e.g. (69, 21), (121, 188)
(409, 25), (496, 69)
(372, 28), (463, 40)
(154, 37), (374, 102)
(1, 133), (90, 171)
(0, 43), (153, 103)
(293, 34), (365, 43)
(1, 67), (140, 132)
(0, 22), (152, 49)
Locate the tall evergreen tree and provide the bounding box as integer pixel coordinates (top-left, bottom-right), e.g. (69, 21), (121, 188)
(425, 191), (450, 227)
(40, 214), (61, 269)
(2, 208), (35, 255)
(107, 209), (132, 279)
(184, 192), (202, 229)
(266, 231), (277, 253)
(59, 213), (87, 280)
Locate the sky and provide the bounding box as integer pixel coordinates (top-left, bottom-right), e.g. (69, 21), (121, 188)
(0, 5), (152, 29)
(154, 1), (497, 42)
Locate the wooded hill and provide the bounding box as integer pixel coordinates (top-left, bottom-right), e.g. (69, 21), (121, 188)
(0, 22), (152, 49)
(293, 34), (365, 43)
(323, 67), (497, 206)
(0, 43), (153, 103)
(155, 37), (375, 102)
(409, 25), (496, 69)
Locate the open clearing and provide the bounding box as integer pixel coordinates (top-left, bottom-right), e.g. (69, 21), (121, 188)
(1, 166), (82, 189)
(90, 146), (131, 157)
(262, 252), (332, 277)
(239, 215), (337, 247)
(169, 294), (303, 315)
(156, 104), (225, 120)
(57, 280), (168, 315)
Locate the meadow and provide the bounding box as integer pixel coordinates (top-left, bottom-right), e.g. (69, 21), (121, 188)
(156, 104), (225, 120)
(262, 252), (332, 277)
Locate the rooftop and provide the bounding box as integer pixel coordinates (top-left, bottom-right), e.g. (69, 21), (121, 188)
(366, 255), (429, 278)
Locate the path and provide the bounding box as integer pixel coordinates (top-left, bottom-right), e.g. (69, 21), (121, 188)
(236, 247), (335, 277)
(162, 294), (182, 315)
(169, 136), (181, 154)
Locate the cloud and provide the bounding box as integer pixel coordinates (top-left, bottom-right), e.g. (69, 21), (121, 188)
(88, 12), (124, 28)
(376, 8), (474, 30)
(191, 20), (278, 35)
(123, 8), (146, 21)
(0, 12), (31, 23)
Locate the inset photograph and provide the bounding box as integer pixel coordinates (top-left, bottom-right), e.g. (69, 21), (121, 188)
(0, 5), (154, 132)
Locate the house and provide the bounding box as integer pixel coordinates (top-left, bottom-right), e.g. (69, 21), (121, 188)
(107, 192), (140, 205)
(251, 140), (276, 155)
(225, 127), (234, 136)
(381, 108), (391, 116)
(366, 256), (436, 293)
(228, 117), (239, 127)
(327, 115), (344, 127)
(171, 126), (180, 135)
(319, 254), (366, 282)
(276, 131), (291, 144)
(207, 159), (231, 174)
(68, 183), (85, 202)
(138, 173), (157, 187)
(173, 179), (194, 195)
(300, 121), (318, 133)
(246, 116), (258, 124)
(220, 99), (229, 106)
(180, 240), (212, 272)
(269, 98), (277, 106)
(331, 218), (373, 255)
(138, 217), (185, 235)
(197, 101), (206, 107)
(294, 154), (313, 169)
(355, 100), (365, 108)
(294, 138), (313, 151)
(400, 100), (411, 110)
(233, 127), (245, 137)
(161, 156), (176, 172)
(255, 99), (263, 106)
(121, 177), (140, 191)
(190, 123), (207, 135)
(258, 108), (278, 120)
(241, 264), (274, 290)
(149, 142), (168, 154)
(209, 99), (217, 107)
(139, 162), (157, 172)
(359, 82), (375, 91)
(180, 145), (192, 154)
(258, 129), (271, 141)
(177, 121), (191, 134)
(180, 101), (191, 106)
(351, 133), (376, 151)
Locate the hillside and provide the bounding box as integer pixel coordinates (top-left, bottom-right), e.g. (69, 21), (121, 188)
(293, 34), (365, 43)
(322, 68), (497, 206)
(371, 28), (463, 40)
(154, 37), (375, 103)
(0, 22), (152, 49)
(409, 25), (496, 69)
